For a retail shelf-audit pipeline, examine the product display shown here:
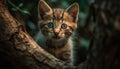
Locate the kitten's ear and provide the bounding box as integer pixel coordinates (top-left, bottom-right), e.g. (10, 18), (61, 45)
(66, 3), (79, 23)
(38, 0), (52, 19)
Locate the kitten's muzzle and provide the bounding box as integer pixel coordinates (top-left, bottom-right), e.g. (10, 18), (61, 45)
(52, 35), (61, 39)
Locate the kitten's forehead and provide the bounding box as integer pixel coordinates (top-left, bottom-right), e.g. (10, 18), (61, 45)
(43, 8), (73, 22)
(52, 9), (73, 22)
(53, 9), (64, 20)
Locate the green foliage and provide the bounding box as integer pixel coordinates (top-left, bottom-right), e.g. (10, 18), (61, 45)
(7, 0), (24, 14)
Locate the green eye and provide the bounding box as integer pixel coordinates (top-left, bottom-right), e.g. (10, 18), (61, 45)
(47, 22), (55, 28)
(61, 23), (67, 29)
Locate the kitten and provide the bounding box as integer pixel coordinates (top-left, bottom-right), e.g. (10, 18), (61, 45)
(35, 0), (79, 63)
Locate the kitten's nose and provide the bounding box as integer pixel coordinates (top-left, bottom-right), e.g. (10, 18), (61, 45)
(54, 29), (60, 36)
(54, 31), (59, 36)
(53, 31), (61, 39)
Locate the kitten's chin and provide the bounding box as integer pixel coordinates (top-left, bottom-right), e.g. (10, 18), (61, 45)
(51, 37), (64, 41)
(49, 35), (64, 40)
(52, 36), (61, 39)
(46, 37), (68, 48)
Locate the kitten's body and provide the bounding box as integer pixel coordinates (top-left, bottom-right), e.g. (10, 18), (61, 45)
(36, 0), (79, 63)
(35, 30), (72, 62)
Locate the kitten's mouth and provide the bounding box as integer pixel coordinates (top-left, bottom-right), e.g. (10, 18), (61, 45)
(52, 36), (61, 39)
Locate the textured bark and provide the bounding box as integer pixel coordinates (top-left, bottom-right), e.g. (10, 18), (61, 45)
(0, 0), (74, 69)
(78, 0), (120, 69)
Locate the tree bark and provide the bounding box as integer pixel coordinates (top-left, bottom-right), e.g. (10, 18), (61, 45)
(78, 0), (120, 69)
(0, 0), (73, 69)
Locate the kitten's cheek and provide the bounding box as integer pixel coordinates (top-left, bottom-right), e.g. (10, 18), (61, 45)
(42, 31), (47, 36)
(65, 32), (72, 38)
(48, 33), (54, 38)
(62, 34), (65, 37)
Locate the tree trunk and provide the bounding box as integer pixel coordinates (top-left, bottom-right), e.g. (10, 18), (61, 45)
(78, 0), (120, 69)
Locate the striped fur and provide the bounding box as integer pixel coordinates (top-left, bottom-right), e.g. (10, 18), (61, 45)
(37, 0), (79, 63)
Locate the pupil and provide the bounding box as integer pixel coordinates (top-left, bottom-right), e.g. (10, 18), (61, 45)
(61, 23), (67, 29)
(47, 22), (54, 28)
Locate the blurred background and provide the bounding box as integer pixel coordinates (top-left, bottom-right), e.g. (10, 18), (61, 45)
(7, 0), (95, 65)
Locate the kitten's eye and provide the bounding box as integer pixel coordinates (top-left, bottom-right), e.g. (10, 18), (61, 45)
(61, 23), (67, 29)
(47, 22), (55, 28)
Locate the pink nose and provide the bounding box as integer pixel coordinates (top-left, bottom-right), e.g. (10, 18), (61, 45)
(54, 28), (60, 36)
(54, 31), (59, 36)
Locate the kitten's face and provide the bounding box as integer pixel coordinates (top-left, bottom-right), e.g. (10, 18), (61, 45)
(39, 9), (77, 40)
(38, 0), (79, 40)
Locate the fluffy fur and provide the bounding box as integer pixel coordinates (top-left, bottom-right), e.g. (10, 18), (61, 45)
(35, 0), (79, 63)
